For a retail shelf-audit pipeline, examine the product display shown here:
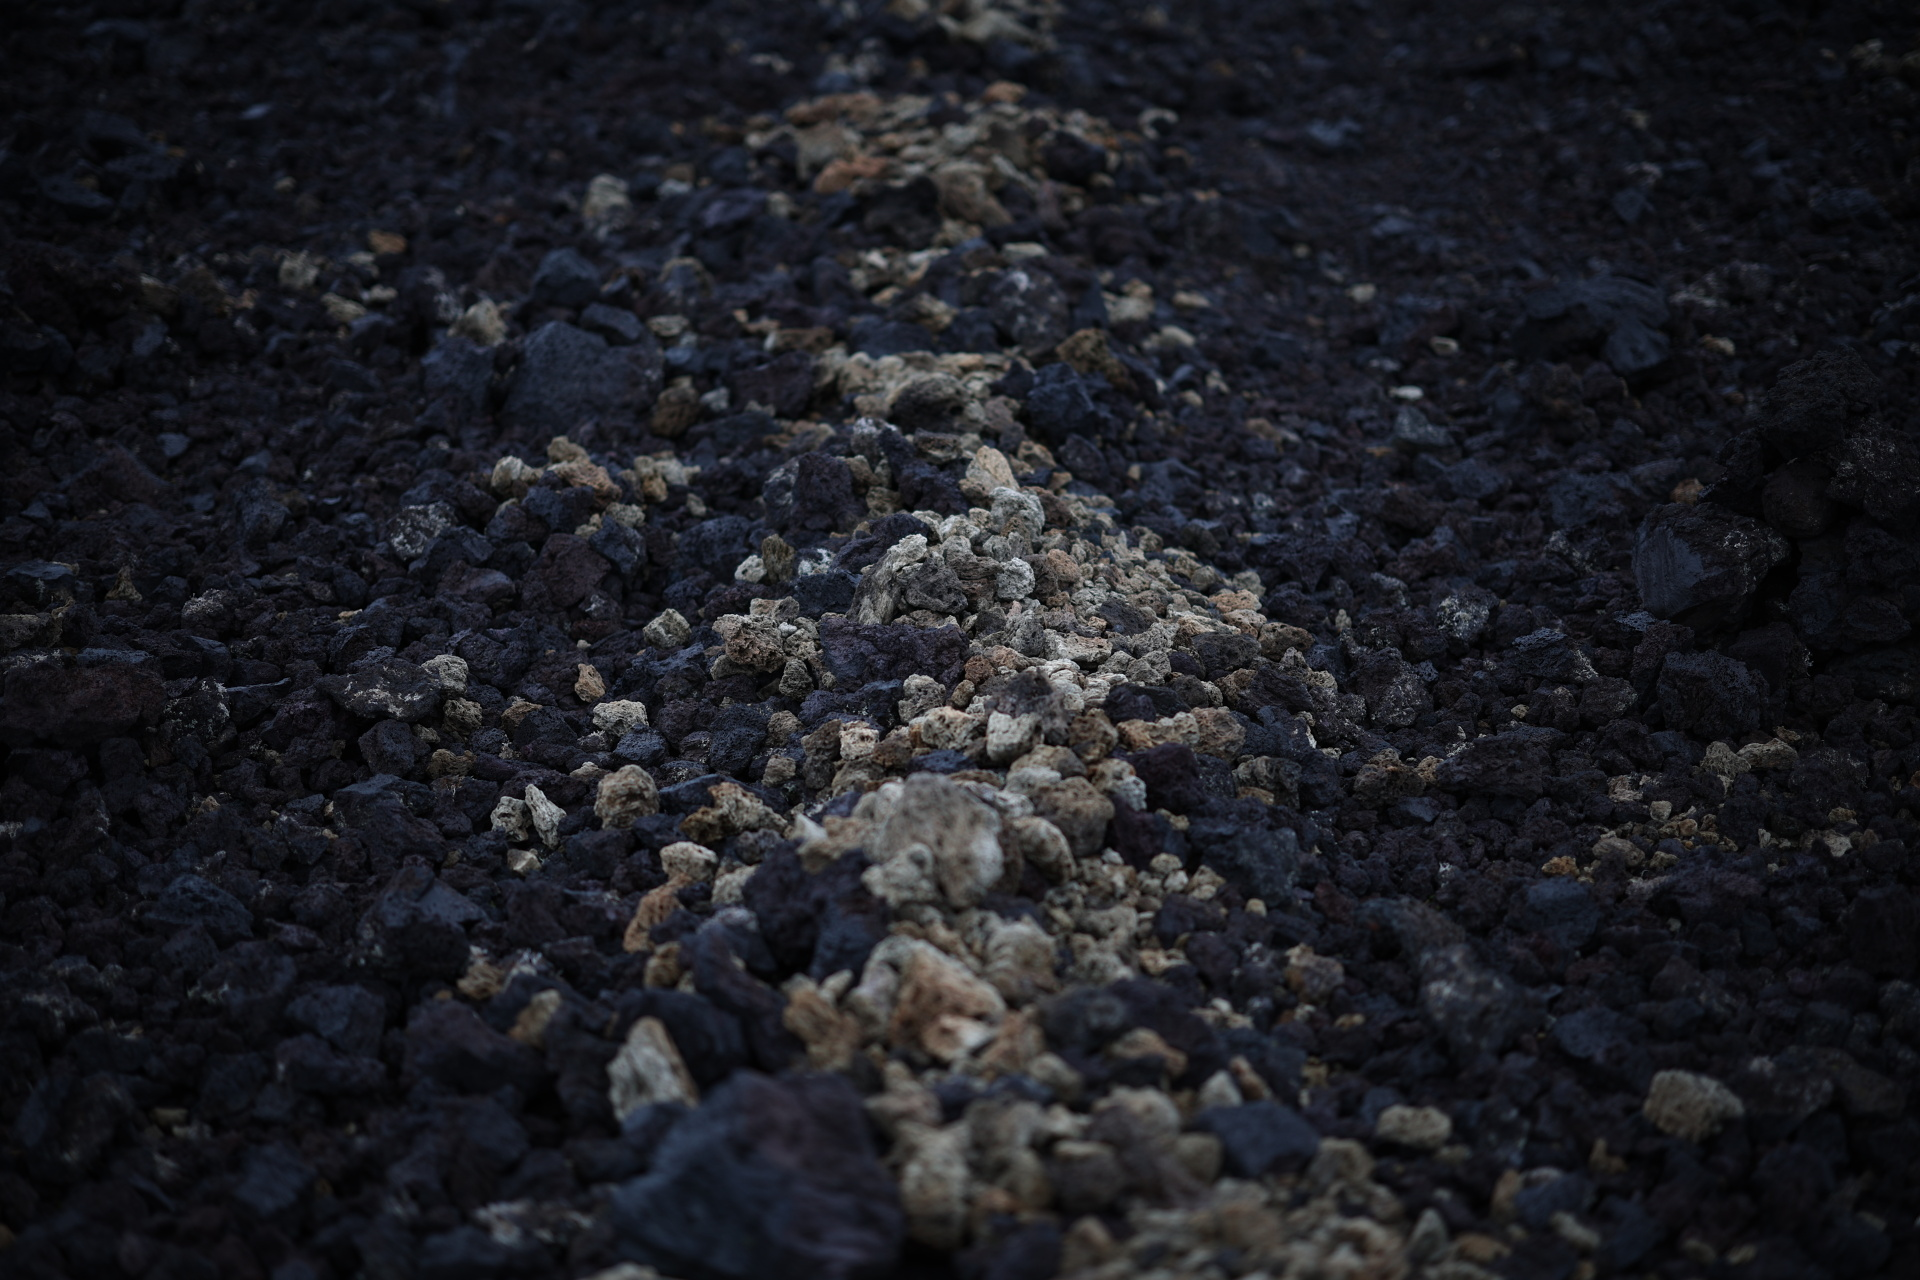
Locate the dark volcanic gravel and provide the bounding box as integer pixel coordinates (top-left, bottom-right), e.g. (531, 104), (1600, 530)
(3, 2), (1920, 1279)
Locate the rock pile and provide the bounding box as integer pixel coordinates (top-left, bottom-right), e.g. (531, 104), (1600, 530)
(3, 3), (1919, 1279)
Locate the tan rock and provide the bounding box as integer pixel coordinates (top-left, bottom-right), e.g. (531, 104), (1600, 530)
(1067, 709), (1117, 763)
(508, 989), (564, 1049)
(1285, 944), (1346, 1003)
(659, 841), (719, 883)
(1003, 814), (1075, 882)
(1374, 1104), (1453, 1151)
(680, 781), (785, 844)
(888, 942), (1006, 1062)
(548, 458), (621, 503)
(898, 1121), (973, 1249)
(1173, 1132), (1223, 1184)
(984, 916), (1059, 1003)
(866, 1064), (942, 1140)
(595, 765), (660, 829)
(1737, 738), (1799, 770)
(606, 1016), (698, 1120)
(960, 445), (1018, 504)
(1105, 1028), (1187, 1081)
(1187, 706), (1246, 758)
(591, 698), (650, 737)
(1028, 777), (1113, 859)
(974, 1008), (1046, 1078)
(931, 160), (1010, 226)
(782, 978), (865, 1072)
(912, 706), (984, 755)
(1644, 1069), (1745, 1142)
(574, 663), (607, 702)
(623, 877), (689, 951)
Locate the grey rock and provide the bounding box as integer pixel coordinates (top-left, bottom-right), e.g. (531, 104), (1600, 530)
(1603, 316), (1670, 375)
(1440, 457), (1507, 503)
(989, 267), (1070, 357)
(1633, 502), (1789, 626)
(1435, 728), (1556, 797)
(232, 1142), (315, 1219)
(581, 301), (645, 345)
(1656, 650), (1765, 740)
(1192, 1102), (1321, 1177)
(1517, 879), (1599, 951)
(1389, 405), (1452, 452)
(320, 658), (442, 723)
(501, 321), (663, 435)
(148, 874), (253, 944)
(607, 1071), (903, 1280)
(1509, 628), (1598, 684)
(1828, 418), (1920, 524)
(387, 502), (460, 561)
(530, 247), (602, 310)
(1421, 944), (1536, 1061)
(1809, 187), (1886, 225)
(422, 336), (494, 412)
(285, 984), (386, 1059)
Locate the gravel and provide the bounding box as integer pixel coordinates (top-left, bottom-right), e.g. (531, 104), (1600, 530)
(4, 2), (1920, 1279)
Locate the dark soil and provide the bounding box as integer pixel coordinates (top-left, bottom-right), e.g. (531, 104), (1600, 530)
(3, 3), (1919, 1279)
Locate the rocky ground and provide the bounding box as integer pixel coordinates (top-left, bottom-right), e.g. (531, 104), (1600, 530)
(3, 1), (1919, 1278)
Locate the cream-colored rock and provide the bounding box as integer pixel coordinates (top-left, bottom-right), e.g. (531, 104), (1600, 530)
(1004, 814), (1075, 882)
(861, 841), (943, 908)
(1196, 1070), (1245, 1110)
(984, 915), (1059, 1004)
(1644, 1069), (1745, 1142)
(839, 719), (880, 762)
(1701, 740), (1747, 779)
(490, 794), (532, 843)
(659, 841), (718, 883)
(898, 1121), (972, 1249)
(870, 773), (1004, 908)
(961, 445), (1018, 503)
(985, 710), (1041, 763)
(1737, 738), (1799, 771)
(1374, 1104), (1453, 1151)
(421, 654), (470, 693)
(913, 705), (984, 754)
(591, 699), (650, 737)
(606, 1016), (698, 1120)
(595, 765), (660, 829)
(524, 784), (564, 849)
(712, 864), (755, 906)
(642, 608), (692, 649)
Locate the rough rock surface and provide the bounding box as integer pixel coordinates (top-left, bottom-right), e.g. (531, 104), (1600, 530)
(3, 4), (1919, 1280)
